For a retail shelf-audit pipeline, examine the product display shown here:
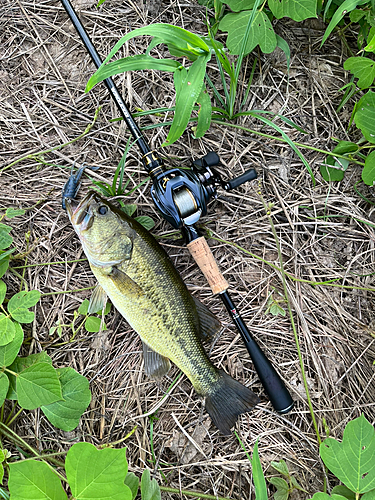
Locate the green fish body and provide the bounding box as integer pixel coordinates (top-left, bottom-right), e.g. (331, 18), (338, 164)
(67, 192), (259, 434)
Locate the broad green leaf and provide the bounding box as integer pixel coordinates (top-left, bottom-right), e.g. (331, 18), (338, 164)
(321, 0), (368, 46)
(193, 87), (212, 138)
(362, 490), (375, 500)
(268, 477), (289, 500)
(122, 204), (137, 217)
(141, 469), (161, 500)
(6, 351), (52, 400)
(354, 91), (375, 143)
(269, 303), (287, 316)
(66, 442), (132, 500)
(268, 0), (317, 21)
(320, 155), (347, 182)
(84, 316), (107, 333)
(0, 463), (3, 485)
(8, 460), (68, 500)
(0, 281), (6, 304)
(41, 367), (91, 431)
(344, 57), (375, 89)
(125, 472), (139, 500)
(271, 459), (290, 476)
(0, 314), (16, 346)
(78, 299), (89, 315)
(5, 208), (26, 219)
(16, 362), (63, 410)
(134, 216), (155, 230)
(0, 373), (9, 407)
(309, 494), (348, 500)
(320, 414), (375, 494)
(365, 33), (375, 52)
(219, 10), (277, 55)
(8, 290), (41, 324)
(252, 439), (267, 500)
(0, 257), (9, 279)
(331, 485), (356, 500)
(163, 53), (211, 146)
(87, 55), (181, 90)
(0, 230), (12, 251)
(332, 141), (359, 154)
(224, 0), (256, 12)
(362, 150), (375, 185)
(0, 321), (23, 367)
(350, 8), (366, 22)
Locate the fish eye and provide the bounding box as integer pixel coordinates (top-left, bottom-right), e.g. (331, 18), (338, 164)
(98, 206), (108, 215)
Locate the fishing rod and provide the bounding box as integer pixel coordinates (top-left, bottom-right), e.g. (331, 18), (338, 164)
(60, 0), (294, 414)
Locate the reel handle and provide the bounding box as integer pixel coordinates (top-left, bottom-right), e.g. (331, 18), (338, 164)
(187, 235), (294, 414)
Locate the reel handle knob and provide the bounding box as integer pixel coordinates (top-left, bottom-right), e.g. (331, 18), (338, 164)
(226, 168), (257, 190)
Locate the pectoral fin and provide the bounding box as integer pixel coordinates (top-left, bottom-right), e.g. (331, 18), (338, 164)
(142, 342), (171, 379)
(109, 267), (144, 299)
(88, 284), (108, 314)
(193, 296), (222, 342)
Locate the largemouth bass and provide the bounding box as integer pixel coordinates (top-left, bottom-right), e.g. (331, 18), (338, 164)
(66, 192), (259, 434)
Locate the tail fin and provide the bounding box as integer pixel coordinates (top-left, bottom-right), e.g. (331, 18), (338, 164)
(205, 370), (260, 435)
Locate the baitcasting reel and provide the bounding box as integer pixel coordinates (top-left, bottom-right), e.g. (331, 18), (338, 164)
(148, 151), (257, 241)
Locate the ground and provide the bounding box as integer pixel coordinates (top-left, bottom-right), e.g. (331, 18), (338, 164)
(0, 0), (374, 498)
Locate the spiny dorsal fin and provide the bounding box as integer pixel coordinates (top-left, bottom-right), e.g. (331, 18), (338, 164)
(193, 296), (222, 342)
(88, 284), (108, 314)
(142, 342), (171, 379)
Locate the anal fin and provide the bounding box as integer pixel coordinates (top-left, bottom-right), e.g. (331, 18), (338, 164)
(142, 342), (171, 379)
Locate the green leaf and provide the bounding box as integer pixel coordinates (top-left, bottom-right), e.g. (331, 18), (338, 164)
(332, 140), (359, 154)
(0, 228), (12, 251)
(365, 33), (375, 53)
(0, 281), (6, 305)
(309, 494), (349, 500)
(0, 314), (16, 346)
(8, 460), (68, 500)
(252, 439), (267, 500)
(16, 362), (63, 410)
(122, 204), (137, 217)
(0, 256), (10, 279)
(362, 150), (375, 185)
(78, 299), (89, 315)
(193, 87), (212, 138)
(141, 469), (161, 500)
(163, 53), (211, 146)
(268, 477), (289, 500)
(87, 55), (181, 90)
(362, 490), (375, 500)
(125, 472), (139, 500)
(0, 321), (23, 367)
(5, 208), (26, 219)
(66, 442), (132, 500)
(0, 373), (9, 407)
(275, 34), (291, 71)
(219, 10), (277, 55)
(8, 290), (41, 324)
(134, 216), (155, 231)
(224, 0), (256, 12)
(271, 459), (290, 476)
(350, 8), (366, 22)
(269, 303), (286, 316)
(320, 414), (375, 494)
(41, 367), (91, 431)
(344, 57), (375, 89)
(84, 316), (107, 333)
(331, 485), (356, 500)
(320, 155), (347, 182)
(6, 351), (52, 400)
(0, 463), (3, 485)
(354, 91), (375, 143)
(321, 0), (368, 46)
(268, 0), (317, 21)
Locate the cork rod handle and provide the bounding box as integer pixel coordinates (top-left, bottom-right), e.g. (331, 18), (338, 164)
(187, 237), (229, 295)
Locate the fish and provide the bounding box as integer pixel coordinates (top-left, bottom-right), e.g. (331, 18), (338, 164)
(66, 191), (259, 435)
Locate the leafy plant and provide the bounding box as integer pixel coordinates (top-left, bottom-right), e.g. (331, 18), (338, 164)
(265, 289), (287, 316)
(318, 1), (375, 186)
(268, 459), (307, 500)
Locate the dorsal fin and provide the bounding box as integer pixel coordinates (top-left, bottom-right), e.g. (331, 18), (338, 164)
(142, 342), (171, 379)
(193, 297), (222, 342)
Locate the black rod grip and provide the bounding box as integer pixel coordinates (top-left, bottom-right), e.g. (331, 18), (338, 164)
(220, 291), (294, 414)
(60, 0), (151, 157)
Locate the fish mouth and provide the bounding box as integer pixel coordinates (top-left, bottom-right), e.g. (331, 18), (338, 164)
(66, 191), (97, 231)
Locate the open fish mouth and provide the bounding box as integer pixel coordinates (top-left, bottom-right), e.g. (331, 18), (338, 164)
(66, 192), (96, 231)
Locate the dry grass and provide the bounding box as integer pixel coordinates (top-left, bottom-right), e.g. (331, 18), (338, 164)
(1, 0), (374, 498)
